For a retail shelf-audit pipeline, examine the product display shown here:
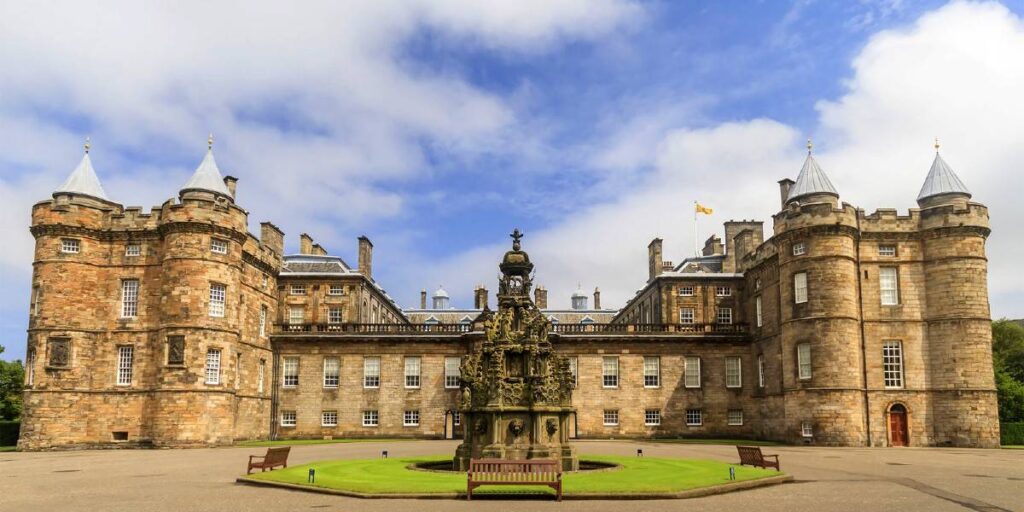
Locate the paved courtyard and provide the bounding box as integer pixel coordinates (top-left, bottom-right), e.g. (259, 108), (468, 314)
(1, 440), (1021, 512)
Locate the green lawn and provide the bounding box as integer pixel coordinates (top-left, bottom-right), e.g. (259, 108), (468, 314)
(647, 438), (781, 446)
(0, 446), (15, 452)
(1003, 445), (1024, 450)
(243, 455), (779, 496)
(236, 438), (415, 447)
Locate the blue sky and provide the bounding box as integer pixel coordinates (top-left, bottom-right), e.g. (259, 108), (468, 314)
(2, 1), (1023, 362)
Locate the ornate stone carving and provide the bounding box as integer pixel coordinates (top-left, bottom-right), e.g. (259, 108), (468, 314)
(546, 419), (558, 437)
(167, 335), (185, 366)
(48, 337), (70, 368)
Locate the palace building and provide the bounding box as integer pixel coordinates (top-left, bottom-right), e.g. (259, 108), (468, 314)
(17, 138), (1000, 450)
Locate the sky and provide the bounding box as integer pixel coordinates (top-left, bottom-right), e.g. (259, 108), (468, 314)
(2, 0), (1023, 362)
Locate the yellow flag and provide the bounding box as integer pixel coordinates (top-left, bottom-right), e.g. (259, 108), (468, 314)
(695, 203), (713, 215)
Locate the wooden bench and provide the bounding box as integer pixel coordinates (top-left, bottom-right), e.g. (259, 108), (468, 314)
(467, 458), (562, 501)
(247, 447), (291, 474)
(736, 445), (780, 471)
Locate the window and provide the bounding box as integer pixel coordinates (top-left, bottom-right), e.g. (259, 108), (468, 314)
(444, 357), (461, 388)
(453, 411), (461, 426)
(288, 306), (304, 325)
(880, 267), (899, 305)
(797, 343), (812, 380)
(205, 349), (221, 385)
(679, 285), (694, 296)
(603, 410), (619, 426)
(728, 409), (744, 426)
(61, 238), (80, 253)
(261, 275), (268, 289)
(879, 245), (897, 257)
(882, 341), (904, 389)
(322, 411), (338, 427)
(282, 356), (299, 387)
(794, 272), (808, 304)
(328, 284), (344, 295)
(26, 350), (34, 386)
(726, 356), (742, 388)
(281, 411), (296, 427)
(328, 307), (343, 324)
(120, 279), (139, 318)
(679, 308), (695, 324)
(757, 354), (765, 388)
(755, 296), (763, 327)
(116, 346), (133, 386)
(716, 307), (732, 324)
(792, 242), (806, 256)
(31, 286), (40, 317)
(125, 244), (141, 257)
(257, 359), (265, 394)
(404, 410), (420, 426)
(569, 357), (578, 388)
(644, 409), (661, 426)
(323, 357), (340, 388)
(405, 356), (421, 388)
(363, 410), (379, 427)
(210, 238), (228, 254)
(801, 421), (813, 437)
(259, 305), (267, 336)
(684, 356), (701, 388)
(755, 278), (762, 290)
(209, 284), (226, 317)
(716, 286), (731, 297)
(290, 283), (306, 295)
(364, 357), (381, 388)
(686, 409), (703, 426)
(602, 356), (619, 388)
(643, 356), (660, 388)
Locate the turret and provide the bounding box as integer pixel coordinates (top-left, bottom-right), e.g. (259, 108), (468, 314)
(178, 135), (234, 202)
(785, 139), (839, 208)
(917, 141), (972, 209)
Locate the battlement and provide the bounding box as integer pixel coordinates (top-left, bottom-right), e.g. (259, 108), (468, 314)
(773, 200), (859, 236)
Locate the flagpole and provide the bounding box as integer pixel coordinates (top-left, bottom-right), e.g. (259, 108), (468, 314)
(693, 200), (698, 257)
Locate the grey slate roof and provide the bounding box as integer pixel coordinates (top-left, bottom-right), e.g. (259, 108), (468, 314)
(180, 150), (233, 197)
(787, 154), (839, 202)
(54, 153), (110, 201)
(918, 152), (971, 201)
(281, 255), (352, 274)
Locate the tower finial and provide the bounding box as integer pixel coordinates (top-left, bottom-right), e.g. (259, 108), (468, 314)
(934, 137), (940, 152)
(208, 133), (214, 150)
(806, 137), (813, 154)
(84, 136), (91, 154)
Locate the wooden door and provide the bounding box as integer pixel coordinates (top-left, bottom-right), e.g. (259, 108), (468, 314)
(889, 406), (908, 446)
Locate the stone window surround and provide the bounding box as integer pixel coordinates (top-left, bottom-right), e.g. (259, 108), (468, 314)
(794, 272), (808, 304)
(363, 410), (379, 427)
(882, 340), (904, 389)
(679, 307), (695, 325)
(327, 284), (345, 296)
(715, 286), (732, 297)
(444, 357), (461, 389)
(792, 241), (807, 256)
(602, 409), (619, 426)
(725, 356), (742, 388)
(602, 356), (619, 388)
(678, 285), (694, 296)
(685, 408), (702, 426)
(205, 348), (221, 385)
(257, 359), (265, 394)
(716, 307), (732, 325)
(727, 409), (744, 426)
(60, 238), (80, 254)
(281, 411), (297, 427)
(644, 409), (661, 426)
(323, 357), (340, 388)
(797, 343), (812, 380)
(755, 296), (763, 327)
(125, 243), (141, 257)
(321, 410), (338, 427)
(878, 244), (897, 257)
(364, 356), (381, 388)
(684, 356), (701, 388)
(643, 356), (660, 388)
(757, 354), (765, 388)
(403, 410), (420, 427)
(120, 279), (139, 319)
(208, 283), (226, 318)
(404, 356), (421, 389)
(290, 283), (307, 295)
(801, 421), (813, 437)
(880, 267), (900, 306)
(282, 356), (299, 387)
(210, 237), (228, 255)
(116, 345), (133, 387)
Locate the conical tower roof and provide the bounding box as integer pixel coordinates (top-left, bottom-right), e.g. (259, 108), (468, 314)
(918, 151), (970, 201)
(787, 150), (839, 203)
(180, 135), (233, 198)
(54, 139), (110, 201)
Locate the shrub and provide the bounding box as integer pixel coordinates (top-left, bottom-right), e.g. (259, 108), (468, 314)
(1002, 422), (1024, 446)
(0, 420), (19, 446)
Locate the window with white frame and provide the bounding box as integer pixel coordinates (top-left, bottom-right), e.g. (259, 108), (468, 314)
(328, 307), (343, 324)
(281, 411), (296, 427)
(644, 409), (661, 426)
(323, 357), (340, 388)
(728, 409), (744, 426)
(684, 356), (701, 388)
(322, 411), (338, 427)
(205, 349), (221, 385)
(328, 284), (344, 295)
(257, 359), (265, 394)
(755, 296), (763, 327)
(61, 238), (80, 254)
(686, 408), (702, 426)
(209, 283), (226, 318)
(261, 275), (268, 289)
(363, 410), (379, 427)
(125, 244), (141, 257)
(643, 356), (660, 388)
(453, 411), (461, 426)
(679, 308), (695, 324)
(679, 285), (694, 296)
(288, 306), (304, 325)
(801, 421), (813, 437)
(794, 272), (808, 304)
(716, 307), (733, 324)
(716, 286), (731, 297)
(282, 356), (299, 387)
(880, 267), (899, 305)
(603, 409), (619, 426)
(403, 410), (420, 426)
(444, 357), (461, 388)
(792, 242), (806, 256)
(120, 279), (139, 318)
(797, 343), (812, 380)
(726, 356), (742, 388)
(602, 356), (619, 388)
(290, 283), (306, 295)
(757, 354), (765, 388)
(210, 238), (228, 255)
(259, 305), (267, 336)
(116, 345), (133, 386)
(569, 357), (578, 388)
(882, 341), (904, 389)
(879, 244), (897, 257)
(405, 356), (421, 388)
(363, 357), (380, 388)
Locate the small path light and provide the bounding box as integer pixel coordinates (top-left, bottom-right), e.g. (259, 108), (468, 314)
(308, 468), (315, 483)
(729, 467), (736, 481)
(382, 450), (388, 459)
(636, 449), (643, 457)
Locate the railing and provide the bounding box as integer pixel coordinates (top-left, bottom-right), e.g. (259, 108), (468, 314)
(552, 323), (748, 335)
(274, 323), (472, 334)
(274, 322), (746, 336)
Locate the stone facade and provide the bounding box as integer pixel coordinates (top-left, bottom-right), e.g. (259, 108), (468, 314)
(18, 145), (1000, 450)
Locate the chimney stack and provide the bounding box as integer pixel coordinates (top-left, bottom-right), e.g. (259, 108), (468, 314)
(534, 286), (548, 309)
(648, 238), (664, 281)
(778, 178), (795, 209)
(357, 236), (373, 278)
(474, 286), (489, 310)
(260, 222), (284, 255)
(593, 287), (601, 310)
(223, 176), (238, 199)
(420, 289), (427, 309)
(311, 243), (327, 256)
(299, 233), (314, 255)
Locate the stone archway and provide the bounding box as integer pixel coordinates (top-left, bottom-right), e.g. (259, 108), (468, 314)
(887, 403), (910, 447)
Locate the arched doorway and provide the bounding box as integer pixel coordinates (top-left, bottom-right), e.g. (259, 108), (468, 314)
(443, 410), (455, 440)
(888, 403), (909, 447)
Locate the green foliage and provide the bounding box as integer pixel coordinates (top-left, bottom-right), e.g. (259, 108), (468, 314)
(237, 438), (414, 447)
(0, 345), (25, 421)
(996, 367), (1024, 422)
(0, 420), (19, 446)
(1002, 422), (1024, 446)
(992, 320), (1024, 382)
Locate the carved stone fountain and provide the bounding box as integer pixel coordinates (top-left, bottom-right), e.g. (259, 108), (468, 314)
(454, 229), (578, 471)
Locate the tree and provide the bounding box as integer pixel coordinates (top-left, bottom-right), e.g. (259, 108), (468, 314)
(993, 320), (1024, 422)
(0, 345), (25, 420)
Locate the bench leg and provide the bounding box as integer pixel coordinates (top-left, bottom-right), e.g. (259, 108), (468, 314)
(467, 484), (473, 501)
